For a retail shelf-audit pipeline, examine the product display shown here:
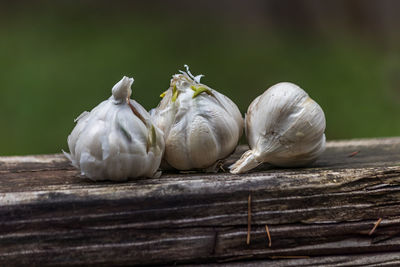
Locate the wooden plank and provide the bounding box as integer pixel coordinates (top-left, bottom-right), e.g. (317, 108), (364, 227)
(207, 252), (400, 266)
(0, 137), (400, 265)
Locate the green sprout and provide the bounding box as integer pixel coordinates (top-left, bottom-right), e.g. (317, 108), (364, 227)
(191, 85), (214, 98)
(160, 91), (167, 98)
(171, 84), (180, 102)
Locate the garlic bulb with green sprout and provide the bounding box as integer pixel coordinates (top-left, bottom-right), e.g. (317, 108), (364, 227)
(64, 76), (165, 181)
(151, 65), (243, 171)
(230, 82), (326, 174)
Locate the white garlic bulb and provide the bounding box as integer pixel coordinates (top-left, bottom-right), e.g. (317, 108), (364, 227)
(64, 76), (165, 181)
(230, 82), (326, 174)
(151, 65), (243, 170)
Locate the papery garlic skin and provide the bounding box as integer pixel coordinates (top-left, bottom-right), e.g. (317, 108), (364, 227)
(151, 65), (243, 170)
(64, 76), (165, 181)
(230, 82), (326, 174)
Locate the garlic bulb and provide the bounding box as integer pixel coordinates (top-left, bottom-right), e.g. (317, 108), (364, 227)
(64, 76), (165, 181)
(230, 82), (326, 174)
(151, 65), (243, 170)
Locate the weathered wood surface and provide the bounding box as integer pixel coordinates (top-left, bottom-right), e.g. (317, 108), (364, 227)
(0, 137), (400, 266)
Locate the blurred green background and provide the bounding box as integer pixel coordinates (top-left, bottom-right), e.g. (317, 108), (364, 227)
(1, 0), (400, 156)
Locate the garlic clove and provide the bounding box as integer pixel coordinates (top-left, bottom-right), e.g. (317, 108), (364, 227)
(230, 82), (326, 174)
(151, 65), (244, 171)
(65, 76), (165, 181)
(187, 115), (220, 168)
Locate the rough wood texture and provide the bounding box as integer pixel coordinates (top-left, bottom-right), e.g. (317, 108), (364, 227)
(1, 137), (400, 266)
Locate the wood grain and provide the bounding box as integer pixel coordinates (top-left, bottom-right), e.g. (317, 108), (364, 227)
(0, 137), (400, 266)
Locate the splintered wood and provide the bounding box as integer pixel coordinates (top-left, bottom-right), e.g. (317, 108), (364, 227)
(265, 224), (272, 247)
(369, 218), (383, 235)
(348, 151), (360, 157)
(247, 194), (251, 245)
